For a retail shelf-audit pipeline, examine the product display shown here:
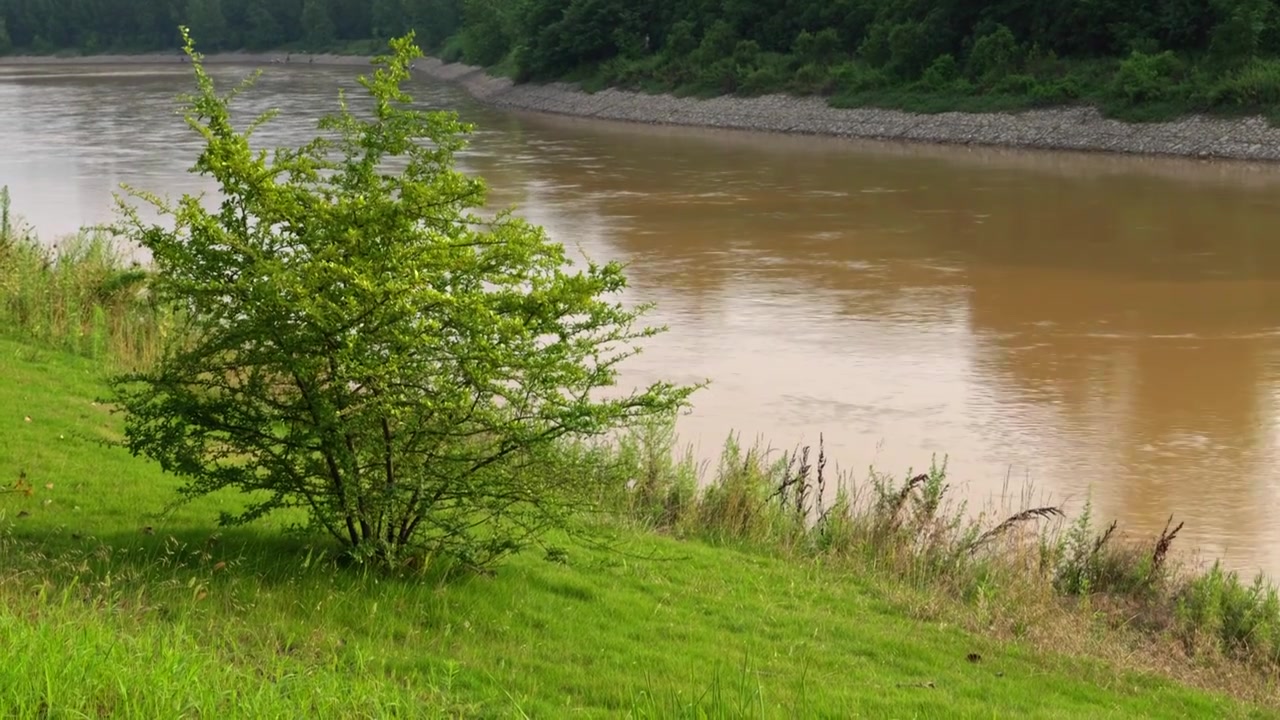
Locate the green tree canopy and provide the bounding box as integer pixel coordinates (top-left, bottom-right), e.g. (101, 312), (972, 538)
(111, 28), (695, 569)
(185, 0), (228, 50)
(301, 0), (336, 49)
(243, 5), (284, 51)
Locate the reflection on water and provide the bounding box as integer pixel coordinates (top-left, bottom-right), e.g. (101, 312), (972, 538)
(4, 63), (1280, 578)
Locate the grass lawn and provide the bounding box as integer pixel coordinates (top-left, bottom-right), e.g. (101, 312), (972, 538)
(0, 336), (1273, 718)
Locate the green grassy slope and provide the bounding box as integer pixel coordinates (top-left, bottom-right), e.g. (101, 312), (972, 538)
(0, 337), (1271, 718)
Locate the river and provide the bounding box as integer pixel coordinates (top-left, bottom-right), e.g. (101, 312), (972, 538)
(4, 62), (1280, 578)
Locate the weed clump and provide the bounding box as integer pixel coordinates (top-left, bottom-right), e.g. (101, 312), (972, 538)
(0, 186), (170, 369)
(590, 418), (1280, 696)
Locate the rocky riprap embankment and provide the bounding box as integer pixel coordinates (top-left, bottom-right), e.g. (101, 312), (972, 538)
(417, 58), (1280, 161)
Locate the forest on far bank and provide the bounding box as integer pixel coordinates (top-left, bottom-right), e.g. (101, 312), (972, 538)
(5, 0), (1280, 120)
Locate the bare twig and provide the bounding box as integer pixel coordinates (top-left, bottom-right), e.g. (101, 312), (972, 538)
(968, 506), (1064, 554)
(1152, 515), (1184, 574)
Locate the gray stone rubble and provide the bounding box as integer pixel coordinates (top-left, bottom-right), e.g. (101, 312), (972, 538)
(418, 58), (1280, 161)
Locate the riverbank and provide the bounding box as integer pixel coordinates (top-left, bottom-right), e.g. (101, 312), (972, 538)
(416, 58), (1280, 163)
(0, 336), (1274, 717)
(6, 50), (1280, 161)
(4, 208), (1280, 711)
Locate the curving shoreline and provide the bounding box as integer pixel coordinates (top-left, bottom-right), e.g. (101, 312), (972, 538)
(6, 51), (1280, 161)
(415, 58), (1280, 163)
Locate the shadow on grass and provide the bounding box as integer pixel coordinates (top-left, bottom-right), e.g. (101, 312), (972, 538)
(2, 520), (466, 593)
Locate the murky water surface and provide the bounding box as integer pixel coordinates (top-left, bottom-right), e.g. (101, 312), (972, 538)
(5, 63), (1280, 576)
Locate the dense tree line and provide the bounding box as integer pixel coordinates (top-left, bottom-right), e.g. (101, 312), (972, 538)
(447, 0), (1280, 116)
(5, 0), (1280, 116)
(0, 0), (463, 54)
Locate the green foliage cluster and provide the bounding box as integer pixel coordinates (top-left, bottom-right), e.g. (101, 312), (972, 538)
(1, 340), (1278, 710)
(0, 0), (465, 53)
(594, 421), (1280, 677)
(461, 0), (1280, 119)
(12, 0), (1280, 118)
(0, 1), (1262, 119)
(0, 188), (170, 368)
(106, 30), (692, 570)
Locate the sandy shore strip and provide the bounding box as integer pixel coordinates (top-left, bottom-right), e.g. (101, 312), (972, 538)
(5, 51), (1280, 161)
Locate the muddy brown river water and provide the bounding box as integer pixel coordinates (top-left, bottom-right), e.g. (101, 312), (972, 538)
(4, 62), (1280, 577)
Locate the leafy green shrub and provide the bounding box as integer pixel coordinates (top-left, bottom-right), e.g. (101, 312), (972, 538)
(741, 63), (788, 95)
(1023, 43), (1063, 78)
(1111, 50), (1184, 103)
(1211, 58), (1280, 106)
(1029, 76), (1083, 105)
(792, 62), (833, 94)
(694, 19), (737, 66)
(829, 61), (890, 93)
(457, 0), (525, 66)
(109, 30), (694, 570)
(921, 54), (959, 91)
(694, 58), (739, 94)
(1049, 500), (1167, 598)
(694, 435), (790, 544)
(1209, 0), (1272, 69)
(458, 26), (509, 66)
(859, 18), (940, 79)
(858, 21), (892, 67)
(968, 24), (1023, 86)
(607, 415), (699, 531)
(684, 21), (743, 93)
(732, 39), (761, 71)
(0, 222), (166, 367)
(439, 34), (466, 63)
(300, 0), (336, 50)
(992, 73), (1037, 95)
(886, 20), (940, 79)
(1176, 563), (1280, 663)
(598, 54), (662, 89)
(794, 28), (841, 68)
(654, 23), (699, 88)
(662, 19), (698, 59)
